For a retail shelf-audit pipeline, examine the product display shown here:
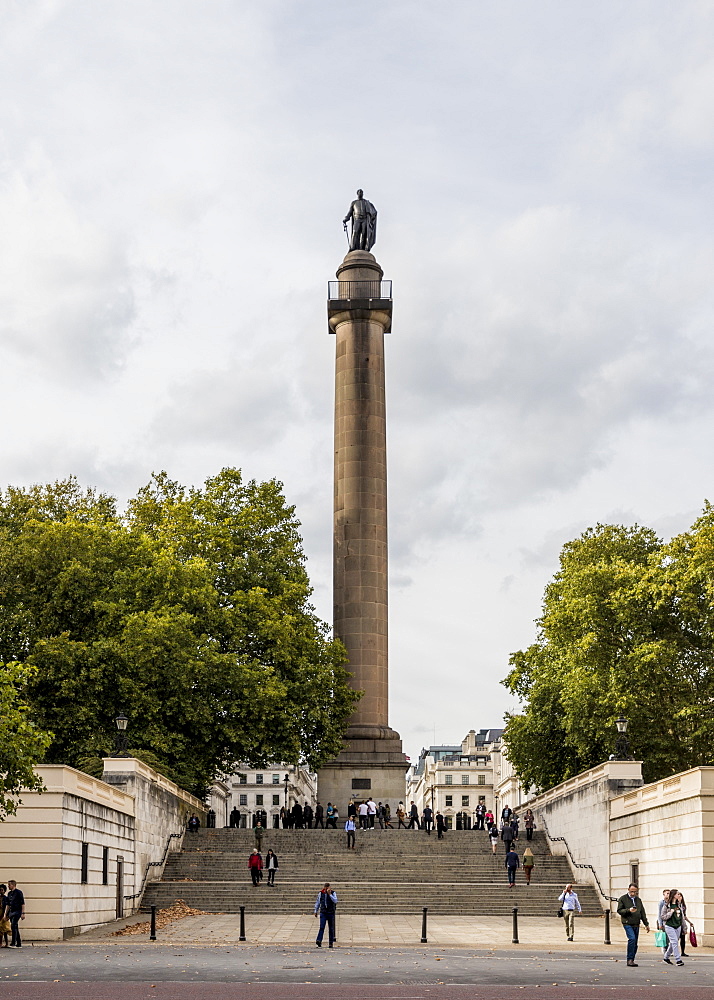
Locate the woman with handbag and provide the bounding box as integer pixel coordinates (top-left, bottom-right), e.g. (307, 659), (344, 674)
(661, 888), (687, 965)
(675, 891), (693, 956)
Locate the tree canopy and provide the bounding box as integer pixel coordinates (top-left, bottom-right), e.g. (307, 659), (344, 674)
(502, 506), (714, 789)
(0, 661), (51, 819)
(0, 470), (357, 795)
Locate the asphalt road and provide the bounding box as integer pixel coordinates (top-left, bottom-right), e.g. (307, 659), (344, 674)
(3, 943), (714, 998)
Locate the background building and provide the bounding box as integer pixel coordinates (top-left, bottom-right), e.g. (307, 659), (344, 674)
(228, 764), (316, 828)
(407, 729), (503, 828)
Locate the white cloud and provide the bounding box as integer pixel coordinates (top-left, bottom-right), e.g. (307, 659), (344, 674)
(0, 0), (713, 760)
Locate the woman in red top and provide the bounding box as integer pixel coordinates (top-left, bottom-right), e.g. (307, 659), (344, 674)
(248, 849), (263, 886)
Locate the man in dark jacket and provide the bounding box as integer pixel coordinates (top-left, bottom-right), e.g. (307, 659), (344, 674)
(617, 883), (650, 966)
(501, 822), (514, 854)
(408, 802), (420, 830)
(436, 811), (446, 839)
(229, 806), (241, 828)
(505, 849), (520, 887)
(314, 801), (324, 828)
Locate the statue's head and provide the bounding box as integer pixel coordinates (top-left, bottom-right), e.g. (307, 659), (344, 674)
(357, 189), (363, 198)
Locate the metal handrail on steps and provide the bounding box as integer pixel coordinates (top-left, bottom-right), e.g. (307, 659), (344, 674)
(124, 831), (184, 903)
(539, 816), (616, 903)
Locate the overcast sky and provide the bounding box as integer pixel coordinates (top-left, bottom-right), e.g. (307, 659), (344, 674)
(2, 1), (713, 762)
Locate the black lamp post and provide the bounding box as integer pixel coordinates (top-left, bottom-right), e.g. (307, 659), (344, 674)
(614, 716), (631, 760)
(113, 712), (129, 757)
(284, 772), (290, 811)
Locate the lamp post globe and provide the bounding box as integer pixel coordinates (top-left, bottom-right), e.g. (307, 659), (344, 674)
(614, 716), (631, 760)
(113, 713), (129, 757)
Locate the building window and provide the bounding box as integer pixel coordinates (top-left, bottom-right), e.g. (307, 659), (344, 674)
(239, 774), (247, 784)
(461, 774), (469, 784)
(256, 794), (264, 805)
(445, 774), (453, 785)
(272, 795), (280, 806)
(272, 774), (280, 784)
(461, 795), (469, 807)
(102, 846), (109, 885)
(630, 861), (639, 887)
(445, 795), (453, 807)
(239, 794), (247, 806)
(81, 842), (89, 883)
(256, 774), (264, 784)
(478, 773), (485, 785)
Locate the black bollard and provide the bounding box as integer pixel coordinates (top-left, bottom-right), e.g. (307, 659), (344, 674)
(604, 908), (611, 945)
(512, 906), (519, 944)
(239, 905), (246, 942)
(149, 905), (157, 941)
(421, 906), (428, 943)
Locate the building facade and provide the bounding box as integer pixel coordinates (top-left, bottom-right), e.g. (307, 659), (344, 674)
(228, 764), (316, 828)
(407, 729), (503, 829)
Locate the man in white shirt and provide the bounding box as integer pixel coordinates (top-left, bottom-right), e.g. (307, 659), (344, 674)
(558, 883), (582, 941)
(366, 798), (377, 829)
(358, 800), (369, 830)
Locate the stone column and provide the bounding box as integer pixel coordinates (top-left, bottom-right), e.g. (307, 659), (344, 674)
(317, 250), (407, 813)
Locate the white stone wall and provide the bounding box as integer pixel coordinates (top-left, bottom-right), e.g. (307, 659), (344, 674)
(0, 766), (136, 941)
(610, 768), (714, 943)
(101, 758), (205, 893)
(526, 760), (644, 900)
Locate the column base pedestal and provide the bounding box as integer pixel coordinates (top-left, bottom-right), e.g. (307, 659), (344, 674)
(316, 730), (409, 816)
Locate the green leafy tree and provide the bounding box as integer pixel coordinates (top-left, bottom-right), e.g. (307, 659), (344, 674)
(0, 471), (357, 794)
(501, 518), (714, 789)
(0, 661), (51, 818)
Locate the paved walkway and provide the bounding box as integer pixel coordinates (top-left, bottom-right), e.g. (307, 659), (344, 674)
(78, 913), (710, 953)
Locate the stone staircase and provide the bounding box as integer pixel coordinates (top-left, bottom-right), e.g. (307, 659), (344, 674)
(141, 828), (605, 916)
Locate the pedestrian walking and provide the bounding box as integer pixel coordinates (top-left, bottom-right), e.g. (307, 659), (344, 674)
(254, 822), (264, 851)
(377, 802), (385, 829)
(485, 809), (494, 828)
(326, 802), (337, 828)
(422, 805), (433, 835)
(0, 885), (10, 948)
(616, 882), (650, 966)
(558, 883), (582, 941)
(347, 798), (357, 821)
(366, 798), (377, 829)
(661, 889), (688, 966)
(408, 801), (420, 830)
(505, 848), (519, 887)
(3, 881), (24, 948)
(523, 808), (535, 841)
(303, 803), (314, 829)
(523, 847), (534, 884)
(345, 817), (356, 850)
(501, 804), (513, 824)
(314, 882), (338, 948)
(657, 888), (670, 956)
(187, 813), (200, 832)
(229, 806), (241, 828)
(248, 849), (263, 886)
(510, 816), (519, 841)
(397, 802), (407, 828)
(501, 821), (514, 854)
(358, 800), (368, 830)
(436, 810), (446, 839)
(265, 849), (279, 886)
(314, 801), (324, 828)
(677, 891), (691, 957)
(489, 824), (499, 854)
(474, 803), (485, 830)
(383, 802), (393, 829)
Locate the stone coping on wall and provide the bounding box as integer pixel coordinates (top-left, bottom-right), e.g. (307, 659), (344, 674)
(523, 759), (644, 812)
(33, 765), (136, 816)
(101, 757), (205, 813)
(610, 765), (714, 819)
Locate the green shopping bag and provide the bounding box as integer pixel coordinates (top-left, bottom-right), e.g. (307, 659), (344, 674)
(654, 929), (667, 948)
